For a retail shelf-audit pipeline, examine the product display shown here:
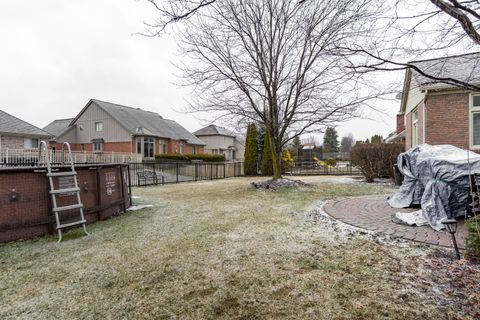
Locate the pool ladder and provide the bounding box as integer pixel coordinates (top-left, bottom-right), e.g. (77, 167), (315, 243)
(38, 141), (89, 242)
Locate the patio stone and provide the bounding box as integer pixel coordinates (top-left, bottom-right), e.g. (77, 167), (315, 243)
(323, 195), (467, 249)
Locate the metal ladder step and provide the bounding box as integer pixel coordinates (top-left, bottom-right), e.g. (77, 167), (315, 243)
(47, 171), (77, 177)
(50, 187), (80, 194)
(53, 204), (83, 212)
(57, 220), (87, 229)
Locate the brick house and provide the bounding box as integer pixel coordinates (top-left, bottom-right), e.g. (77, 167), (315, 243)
(388, 53), (480, 150)
(44, 99), (205, 159)
(0, 110), (51, 149)
(193, 125), (245, 161)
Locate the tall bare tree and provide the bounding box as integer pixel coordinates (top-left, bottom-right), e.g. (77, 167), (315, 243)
(145, 0), (480, 88)
(150, 0), (386, 179)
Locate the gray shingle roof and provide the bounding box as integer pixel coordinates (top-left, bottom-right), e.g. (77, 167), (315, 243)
(90, 100), (205, 145)
(0, 110), (51, 137)
(43, 118), (74, 137)
(410, 52), (480, 89)
(193, 124), (236, 137)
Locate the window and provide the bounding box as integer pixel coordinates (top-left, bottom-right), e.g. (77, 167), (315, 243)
(179, 142), (184, 154)
(192, 146), (197, 155)
(144, 137), (154, 158)
(471, 95), (480, 147)
(412, 109), (418, 147)
(93, 142), (103, 152)
(158, 140), (167, 154)
(95, 122), (103, 132)
(24, 138), (39, 149)
(135, 137), (155, 158)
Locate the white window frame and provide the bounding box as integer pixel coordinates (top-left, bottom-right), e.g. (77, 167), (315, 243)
(179, 142), (184, 154)
(95, 122), (103, 132)
(411, 109), (419, 147)
(24, 138), (39, 149)
(93, 142), (103, 153)
(470, 93), (480, 148)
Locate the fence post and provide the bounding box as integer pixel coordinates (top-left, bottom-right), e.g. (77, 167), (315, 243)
(176, 162), (179, 183)
(223, 163), (226, 178)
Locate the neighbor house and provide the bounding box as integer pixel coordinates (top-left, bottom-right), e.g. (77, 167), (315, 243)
(391, 52), (480, 150)
(45, 99), (205, 159)
(193, 125), (245, 161)
(0, 110), (51, 149)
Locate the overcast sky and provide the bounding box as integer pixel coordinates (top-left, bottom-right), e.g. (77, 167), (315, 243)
(0, 0), (402, 142)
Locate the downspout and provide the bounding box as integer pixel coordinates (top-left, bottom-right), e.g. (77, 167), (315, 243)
(423, 90), (428, 144)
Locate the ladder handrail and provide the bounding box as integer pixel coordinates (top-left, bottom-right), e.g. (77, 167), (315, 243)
(38, 140), (51, 171)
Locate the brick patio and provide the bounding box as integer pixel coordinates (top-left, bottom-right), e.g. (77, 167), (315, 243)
(323, 195), (468, 249)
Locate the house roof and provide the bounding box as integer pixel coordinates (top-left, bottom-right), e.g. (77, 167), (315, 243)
(43, 118), (74, 137)
(72, 99), (205, 145)
(193, 124), (236, 137)
(409, 52), (480, 90)
(0, 109), (51, 137)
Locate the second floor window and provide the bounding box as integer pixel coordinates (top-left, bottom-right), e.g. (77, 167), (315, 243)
(95, 122), (103, 132)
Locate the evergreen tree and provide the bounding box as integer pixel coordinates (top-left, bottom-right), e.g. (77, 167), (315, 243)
(371, 134), (383, 144)
(289, 136), (303, 160)
(244, 123), (258, 175)
(323, 127), (339, 155)
(262, 132), (273, 176)
(256, 125), (265, 156)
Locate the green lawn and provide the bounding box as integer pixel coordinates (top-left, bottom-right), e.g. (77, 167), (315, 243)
(0, 176), (477, 319)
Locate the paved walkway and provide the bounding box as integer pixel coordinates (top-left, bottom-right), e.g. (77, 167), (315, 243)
(323, 195), (468, 249)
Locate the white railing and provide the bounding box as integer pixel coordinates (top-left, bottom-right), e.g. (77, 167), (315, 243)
(0, 148), (142, 166)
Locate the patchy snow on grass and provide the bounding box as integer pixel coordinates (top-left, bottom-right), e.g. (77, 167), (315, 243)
(0, 176), (478, 319)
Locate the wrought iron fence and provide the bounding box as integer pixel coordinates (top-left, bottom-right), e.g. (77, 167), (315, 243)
(252, 160), (361, 176)
(128, 161), (244, 186)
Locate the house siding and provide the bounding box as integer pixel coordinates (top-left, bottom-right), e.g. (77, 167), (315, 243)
(72, 103), (131, 143)
(425, 92), (470, 149)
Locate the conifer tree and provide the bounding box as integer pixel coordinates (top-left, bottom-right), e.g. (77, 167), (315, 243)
(244, 123), (258, 175)
(262, 132), (273, 176)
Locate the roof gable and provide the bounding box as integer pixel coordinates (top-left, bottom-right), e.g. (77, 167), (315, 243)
(71, 99), (205, 145)
(193, 124), (236, 137)
(0, 110), (51, 137)
(43, 118), (74, 137)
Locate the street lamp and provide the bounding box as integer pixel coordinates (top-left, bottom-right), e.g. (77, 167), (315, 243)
(441, 218), (461, 260)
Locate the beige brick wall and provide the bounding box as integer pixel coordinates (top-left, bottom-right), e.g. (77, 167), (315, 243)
(0, 135), (25, 149)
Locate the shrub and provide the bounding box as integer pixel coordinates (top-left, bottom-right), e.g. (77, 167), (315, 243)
(154, 153), (226, 162)
(281, 149), (294, 174)
(466, 216), (480, 262)
(186, 154), (226, 162)
(324, 158), (337, 167)
(155, 153), (189, 161)
(350, 143), (404, 182)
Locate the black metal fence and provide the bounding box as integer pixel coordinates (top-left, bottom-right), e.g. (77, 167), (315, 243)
(128, 161), (244, 186)
(288, 161), (361, 175)
(253, 160), (362, 176)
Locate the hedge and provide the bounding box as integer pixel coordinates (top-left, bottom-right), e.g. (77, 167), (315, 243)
(154, 153), (226, 162)
(350, 143), (404, 182)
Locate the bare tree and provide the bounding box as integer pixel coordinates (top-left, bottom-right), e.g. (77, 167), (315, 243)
(157, 0), (387, 179)
(340, 133), (355, 153)
(338, 0), (480, 90)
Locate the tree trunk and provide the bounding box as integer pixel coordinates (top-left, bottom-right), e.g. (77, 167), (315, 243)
(268, 133), (282, 179)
